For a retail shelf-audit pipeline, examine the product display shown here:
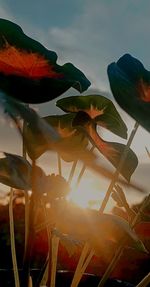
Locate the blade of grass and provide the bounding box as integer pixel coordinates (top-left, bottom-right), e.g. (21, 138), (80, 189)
(136, 272), (150, 287)
(97, 195), (150, 287)
(9, 188), (20, 287)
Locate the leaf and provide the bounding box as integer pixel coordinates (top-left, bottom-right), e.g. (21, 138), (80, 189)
(56, 95), (127, 139)
(2, 96), (60, 159)
(49, 200), (148, 254)
(107, 54), (150, 133)
(44, 114), (89, 162)
(0, 18), (90, 103)
(24, 113), (89, 161)
(1, 97), (144, 191)
(73, 112), (138, 181)
(52, 228), (82, 257)
(0, 152), (32, 189)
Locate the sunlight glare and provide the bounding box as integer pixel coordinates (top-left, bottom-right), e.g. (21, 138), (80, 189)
(67, 176), (113, 212)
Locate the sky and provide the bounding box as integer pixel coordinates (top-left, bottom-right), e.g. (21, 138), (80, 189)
(0, 0), (150, 207)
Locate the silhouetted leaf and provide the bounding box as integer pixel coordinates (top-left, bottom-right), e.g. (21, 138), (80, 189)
(1, 96), (143, 191)
(57, 95), (127, 139)
(2, 96), (60, 159)
(0, 18), (90, 103)
(48, 200), (148, 254)
(73, 111), (138, 181)
(44, 114), (89, 162)
(0, 152), (32, 189)
(107, 54), (150, 132)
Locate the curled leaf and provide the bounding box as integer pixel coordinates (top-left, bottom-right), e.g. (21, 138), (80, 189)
(107, 54), (150, 132)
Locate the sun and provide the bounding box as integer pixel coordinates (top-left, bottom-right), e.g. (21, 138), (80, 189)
(67, 175), (114, 212)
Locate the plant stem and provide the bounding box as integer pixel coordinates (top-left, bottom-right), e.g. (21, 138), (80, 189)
(22, 159), (37, 286)
(49, 234), (59, 287)
(57, 154), (62, 176)
(22, 120), (30, 262)
(68, 160), (78, 184)
(97, 195), (149, 287)
(136, 273), (150, 287)
(71, 242), (91, 287)
(9, 188), (20, 287)
(76, 145), (95, 187)
(99, 121), (139, 213)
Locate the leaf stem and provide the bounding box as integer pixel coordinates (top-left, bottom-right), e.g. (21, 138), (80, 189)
(49, 234), (59, 287)
(57, 154), (62, 176)
(136, 273), (150, 287)
(76, 145), (95, 187)
(97, 195), (149, 287)
(68, 160), (78, 184)
(9, 188), (20, 287)
(99, 121), (139, 213)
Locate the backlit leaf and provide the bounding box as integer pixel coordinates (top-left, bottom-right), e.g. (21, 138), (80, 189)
(0, 18), (90, 103)
(73, 111), (138, 181)
(0, 152), (32, 189)
(48, 200), (147, 254)
(57, 95), (127, 139)
(107, 54), (150, 132)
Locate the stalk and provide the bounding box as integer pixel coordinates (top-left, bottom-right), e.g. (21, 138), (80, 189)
(68, 160), (78, 184)
(22, 159), (37, 286)
(9, 188), (20, 287)
(22, 121), (30, 264)
(57, 154), (62, 176)
(97, 196), (149, 287)
(136, 273), (150, 287)
(99, 121), (139, 213)
(50, 235), (60, 287)
(76, 146), (95, 187)
(71, 122), (139, 287)
(71, 242), (91, 287)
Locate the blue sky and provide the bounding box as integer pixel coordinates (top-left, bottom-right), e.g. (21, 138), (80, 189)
(0, 0), (149, 200)
(2, 0), (150, 89)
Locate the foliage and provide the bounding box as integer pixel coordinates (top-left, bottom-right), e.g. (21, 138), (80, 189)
(0, 18), (149, 287)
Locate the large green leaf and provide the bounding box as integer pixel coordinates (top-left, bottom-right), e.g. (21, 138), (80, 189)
(44, 114), (89, 162)
(24, 113), (89, 161)
(0, 153), (32, 189)
(48, 200), (147, 254)
(56, 95), (127, 139)
(73, 111), (138, 181)
(0, 18), (90, 103)
(107, 54), (150, 132)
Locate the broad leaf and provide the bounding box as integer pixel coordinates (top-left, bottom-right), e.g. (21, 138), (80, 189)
(24, 113), (89, 161)
(56, 95), (127, 139)
(73, 111), (138, 181)
(0, 152), (32, 189)
(48, 200), (147, 254)
(0, 18), (90, 103)
(2, 96), (60, 159)
(107, 54), (150, 132)
(44, 114), (89, 162)
(1, 96), (143, 191)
